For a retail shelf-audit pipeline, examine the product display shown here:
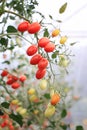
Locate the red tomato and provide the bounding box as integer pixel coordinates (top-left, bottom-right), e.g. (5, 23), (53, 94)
(51, 93), (60, 105)
(1, 70), (8, 77)
(8, 124), (14, 130)
(19, 75), (26, 82)
(44, 42), (55, 52)
(38, 37), (50, 48)
(38, 58), (48, 70)
(6, 78), (15, 85)
(28, 22), (41, 34)
(18, 21), (30, 32)
(30, 54), (42, 65)
(26, 45), (38, 56)
(36, 69), (46, 79)
(11, 82), (20, 89)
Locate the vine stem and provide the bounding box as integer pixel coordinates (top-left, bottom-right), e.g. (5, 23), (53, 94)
(4, 10), (29, 22)
(0, 33), (32, 44)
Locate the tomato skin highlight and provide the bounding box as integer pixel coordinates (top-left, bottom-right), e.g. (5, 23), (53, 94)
(28, 22), (41, 34)
(36, 69), (46, 79)
(18, 21), (30, 32)
(38, 58), (48, 70)
(38, 37), (50, 48)
(26, 45), (38, 56)
(44, 42), (55, 52)
(30, 54), (42, 65)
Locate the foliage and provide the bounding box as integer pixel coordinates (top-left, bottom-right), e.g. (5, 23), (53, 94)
(0, 0), (83, 130)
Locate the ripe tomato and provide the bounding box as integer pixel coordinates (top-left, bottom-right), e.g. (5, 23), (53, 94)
(44, 42), (55, 52)
(6, 78), (15, 85)
(1, 70), (8, 77)
(26, 45), (38, 56)
(8, 124), (14, 130)
(19, 75), (26, 82)
(59, 36), (67, 44)
(30, 54), (42, 65)
(18, 21), (30, 32)
(11, 82), (20, 89)
(35, 69), (46, 79)
(28, 22), (41, 34)
(52, 29), (60, 37)
(38, 37), (50, 48)
(38, 58), (48, 70)
(51, 93), (60, 105)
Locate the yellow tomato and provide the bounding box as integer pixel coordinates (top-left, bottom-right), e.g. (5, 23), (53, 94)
(11, 99), (19, 105)
(19, 108), (27, 116)
(60, 36), (67, 44)
(52, 29), (60, 37)
(29, 94), (37, 102)
(39, 79), (47, 90)
(44, 105), (55, 117)
(27, 88), (36, 95)
(50, 89), (54, 97)
(16, 107), (23, 113)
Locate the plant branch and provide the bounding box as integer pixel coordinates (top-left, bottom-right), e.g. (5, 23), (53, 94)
(4, 10), (29, 22)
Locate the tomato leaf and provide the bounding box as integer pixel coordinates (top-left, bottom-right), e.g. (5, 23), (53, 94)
(59, 2), (67, 14)
(76, 126), (84, 130)
(61, 109), (67, 118)
(44, 28), (49, 37)
(7, 25), (17, 33)
(44, 93), (50, 99)
(9, 113), (23, 126)
(1, 102), (10, 109)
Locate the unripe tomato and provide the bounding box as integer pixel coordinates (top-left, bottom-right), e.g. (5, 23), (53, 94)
(38, 58), (48, 70)
(34, 109), (39, 115)
(26, 45), (38, 56)
(45, 105), (55, 117)
(52, 29), (60, 37)
(27, 88), (36, 95)
(50, 89), (54, 97)
(19, 108), (27, 116)
(16, 107), (23, 113)
(51, 93), (60, 105)
(29, 94), (37, 102)
(1, 70), (8, 77)
(28, 22), (41, 34)
(19, 75), (26, 82)
(38, 37), (50, 48)
(60, 59), (69, 67)
(11, 82), (20, 89)
(39, 79), (47, 90)
(44, 42), (55, 52)
(36, 69), (46, 79)
(59, 36), (67, 44)
(11, 99), (19, 105)
(30, 54), (42, 65)
(18, 21), (30, 32)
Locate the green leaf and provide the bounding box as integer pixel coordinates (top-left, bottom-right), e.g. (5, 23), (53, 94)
(44, 93), (50, 99)
(0, 38), (8, 47)
(9, 15), (15, 20)
(59, 2), (67, 14)
(0, 110), (4, 115)
(7, 25), (17, 33)
(52, 53), (57, 59)
(1, 102), (10, 109)
(76, 126), (84, 130)
(17, 64), (26, 69)
(49, 15), (53, 19)
(70, 42), (77, 46)
(2, 60), (10, 64)
(27, 120), (32, 126)
(44, 28), (49, 37)
(61, 109), (67, 118)
(60, 124), (67, 130)
(9, 113), (23, 126)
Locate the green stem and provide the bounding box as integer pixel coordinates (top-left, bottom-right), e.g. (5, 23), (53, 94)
(4, 10), (29, 22)
(3, 84), (15, 99)
(0, 33), (32, 44)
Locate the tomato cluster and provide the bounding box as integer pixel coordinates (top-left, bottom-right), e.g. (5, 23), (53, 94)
(0, 114), (14, 130)
(1, 70), (27, 89)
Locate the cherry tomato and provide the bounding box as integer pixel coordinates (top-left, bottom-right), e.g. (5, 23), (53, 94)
(44, 42), (55, 52)
(26, 45), (38, 56)
(18, 21), (30, 32)
(30, 54), (42, 65)
(38, 58), (48, 70)
(36, 69), (46, 79)
(38, 37), (50, 48)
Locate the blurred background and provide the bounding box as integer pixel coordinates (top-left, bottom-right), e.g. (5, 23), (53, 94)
(36, 0), (87, 129)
